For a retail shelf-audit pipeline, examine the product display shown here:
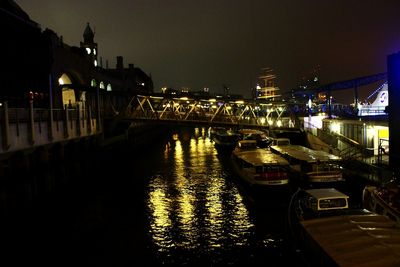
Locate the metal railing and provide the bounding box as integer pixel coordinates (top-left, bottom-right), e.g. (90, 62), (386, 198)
(0, 102), (100, 155)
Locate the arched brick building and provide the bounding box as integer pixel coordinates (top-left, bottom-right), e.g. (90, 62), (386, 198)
(1, 0), (153, 115)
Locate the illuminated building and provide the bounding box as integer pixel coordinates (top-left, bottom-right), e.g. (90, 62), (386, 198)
(255, 68), (280, 100)
(0, 0), (153, 112)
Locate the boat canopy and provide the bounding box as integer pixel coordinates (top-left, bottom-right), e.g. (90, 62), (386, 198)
(301, 214), (400, 267)
(270, 145), (341, 163)
(235, 149), (289, 166)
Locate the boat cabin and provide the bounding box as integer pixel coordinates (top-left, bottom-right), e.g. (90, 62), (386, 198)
(302, 188), (349, 212)
(295, 188), (351, 221)
(270, 145), (344, 184)
(232, 147), (290, 186)
(294, 188), (400, 267)
(236, 140), (258, 150)
(268, 137), (291, 146)
(237, 129), (270, 148)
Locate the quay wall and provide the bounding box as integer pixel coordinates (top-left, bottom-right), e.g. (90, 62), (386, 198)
(0, 121), (166, 220)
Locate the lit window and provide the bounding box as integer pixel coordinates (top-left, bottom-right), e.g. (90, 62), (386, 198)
(93, 48), (96, 55)
(100, 81), (105, 89)
(58, 73), (72, 85)
(86, 47), (91, 54)
(107, 84), (112, 91)
(94, 60), (98, 67)
(91, 79), (97, 87)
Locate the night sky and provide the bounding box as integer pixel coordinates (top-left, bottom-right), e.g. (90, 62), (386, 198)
(16, 0), (400, 103)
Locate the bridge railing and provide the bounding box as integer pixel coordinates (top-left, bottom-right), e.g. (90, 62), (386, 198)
(126, 95), (296, 128)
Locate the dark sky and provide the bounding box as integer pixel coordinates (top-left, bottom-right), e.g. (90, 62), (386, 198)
(16, 0), (400, 103)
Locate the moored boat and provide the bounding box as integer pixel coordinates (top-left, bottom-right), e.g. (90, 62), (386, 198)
(210, 127), (240, 151)
(270, 145), (344, 188)
(237, 128), (271, 148)
(289, 188), (400, 267)
(231, 140), (291, 199)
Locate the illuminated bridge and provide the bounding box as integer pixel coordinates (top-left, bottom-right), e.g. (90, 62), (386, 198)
(124, 94), (295, 129)
(0, 71), (390, 157)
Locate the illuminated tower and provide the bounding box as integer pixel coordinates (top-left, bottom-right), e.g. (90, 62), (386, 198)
(255, 68), (280, 100)
(80, 22), (98, 67)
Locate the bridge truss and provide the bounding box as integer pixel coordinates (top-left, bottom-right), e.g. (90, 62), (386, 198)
(125, 95), (293, 128)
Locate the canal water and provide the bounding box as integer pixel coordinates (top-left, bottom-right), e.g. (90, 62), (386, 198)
(4, 126), (309, 266)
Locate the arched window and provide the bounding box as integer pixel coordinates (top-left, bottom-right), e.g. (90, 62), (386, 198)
(91, 79), (97, 87)
(58, 73), (72, 85)
(107, 84), (112, 91)
(100, 81), (105, 89)
(58, 73), (76, 107)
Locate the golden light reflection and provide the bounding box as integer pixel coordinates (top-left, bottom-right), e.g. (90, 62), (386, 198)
(205, 177), (224, 248)
(148, 178), (173, 250)
(147, 129), (254, 252)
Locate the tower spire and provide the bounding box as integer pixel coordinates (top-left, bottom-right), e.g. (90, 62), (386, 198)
(83, 22), (94, 44)
(80, 22), (98, 67)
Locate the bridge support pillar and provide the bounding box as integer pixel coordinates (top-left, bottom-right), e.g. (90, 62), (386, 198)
(2, 101), (10, 150)
(48, 109), (54, 141)
(87, 106), (92, 133)
(28, 101), (35, 145)
(64, 107), (69, 138)
(388, 52), (400, 178)
(76, 104), (81, 136)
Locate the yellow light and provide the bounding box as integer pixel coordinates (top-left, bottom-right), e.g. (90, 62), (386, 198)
(209, 99), (216, 102)
(277, 120), (282, 127)
(330, 122), (341, 133)
(367, 126), (375, 137)
(235, 100), (244, 104)
(260, 117), (266, 124)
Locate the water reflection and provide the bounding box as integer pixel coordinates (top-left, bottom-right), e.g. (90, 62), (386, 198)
(147, 127), (254, 257)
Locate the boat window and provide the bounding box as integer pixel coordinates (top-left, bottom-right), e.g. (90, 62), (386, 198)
(319, 198), (348, 209)
(312, 163), (340, 172)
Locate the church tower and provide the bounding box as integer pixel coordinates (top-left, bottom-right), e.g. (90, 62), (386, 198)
(80, 22), (98, 67)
